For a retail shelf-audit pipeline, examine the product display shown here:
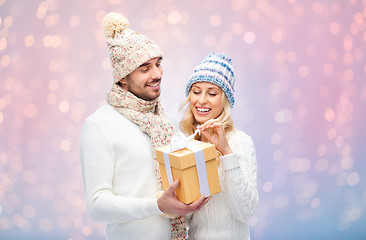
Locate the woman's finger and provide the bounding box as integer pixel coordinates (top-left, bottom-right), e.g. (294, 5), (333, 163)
(204, 122), (224, 134)
(198, 119), (214, 130)
(200, 129), (213, 141)
(199, 118), (220, 131)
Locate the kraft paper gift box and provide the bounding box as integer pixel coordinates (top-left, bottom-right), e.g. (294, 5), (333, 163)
(155, 140), (221, 204)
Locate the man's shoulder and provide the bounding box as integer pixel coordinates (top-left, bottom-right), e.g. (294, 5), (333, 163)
(84, 104), (130, 125)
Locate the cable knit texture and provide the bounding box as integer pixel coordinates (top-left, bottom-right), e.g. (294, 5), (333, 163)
(187, 128), (259, 240)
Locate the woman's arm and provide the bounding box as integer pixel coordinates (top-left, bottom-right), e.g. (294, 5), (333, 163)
(220, 131), (259, 223)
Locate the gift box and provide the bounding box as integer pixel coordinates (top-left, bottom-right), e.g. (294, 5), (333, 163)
(155, 140), (221, 204)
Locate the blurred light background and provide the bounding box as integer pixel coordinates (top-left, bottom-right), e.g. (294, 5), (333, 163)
(1, 0), (365, 239)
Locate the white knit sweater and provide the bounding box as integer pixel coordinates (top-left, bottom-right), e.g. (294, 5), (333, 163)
(186, 128), (259, 240)
(80, 104), (171, 240)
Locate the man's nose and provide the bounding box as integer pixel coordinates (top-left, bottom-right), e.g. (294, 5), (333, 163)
(151, 65), (162, 79)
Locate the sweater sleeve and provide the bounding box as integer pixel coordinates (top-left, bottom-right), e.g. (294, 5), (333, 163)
(219, 131), (259, 223)
(80, 119), (163, 223)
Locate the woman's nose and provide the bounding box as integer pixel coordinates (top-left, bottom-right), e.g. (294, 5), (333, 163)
(198, 93), (207, 104)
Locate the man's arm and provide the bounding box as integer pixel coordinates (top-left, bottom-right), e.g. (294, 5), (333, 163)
(80, 119), (162, 223)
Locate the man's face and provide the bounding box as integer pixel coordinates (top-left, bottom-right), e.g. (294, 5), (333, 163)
(120, 57), (163, 101)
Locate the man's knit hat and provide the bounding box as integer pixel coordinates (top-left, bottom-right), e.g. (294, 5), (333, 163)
(102, 12), (163, 83)
(185, 52), (235, 107)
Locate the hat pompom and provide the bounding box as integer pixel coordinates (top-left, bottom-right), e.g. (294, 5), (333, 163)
(103, 12), (130, 38)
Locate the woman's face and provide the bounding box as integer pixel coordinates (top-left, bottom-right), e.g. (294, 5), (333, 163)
(189, 82), (224, 124)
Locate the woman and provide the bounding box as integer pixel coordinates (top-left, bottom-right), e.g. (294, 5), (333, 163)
(180, 53), (259, 239)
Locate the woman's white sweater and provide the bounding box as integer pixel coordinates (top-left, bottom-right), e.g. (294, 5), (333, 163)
(187, 128), (259, 240)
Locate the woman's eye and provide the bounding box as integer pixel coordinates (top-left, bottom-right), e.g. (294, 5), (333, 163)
(141, 68), (149, 72)
(193, 91), (201, 94)
(208, 93), (217, 96)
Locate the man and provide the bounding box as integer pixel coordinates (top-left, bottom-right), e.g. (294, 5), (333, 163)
(80, 12), (208, 240)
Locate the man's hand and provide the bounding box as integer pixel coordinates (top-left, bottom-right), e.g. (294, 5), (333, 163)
(157, 179), (210, 215)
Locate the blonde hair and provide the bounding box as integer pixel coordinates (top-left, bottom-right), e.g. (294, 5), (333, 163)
(179, 90), (234, 138)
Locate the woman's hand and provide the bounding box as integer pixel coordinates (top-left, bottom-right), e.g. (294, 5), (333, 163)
(197, 118), (232, 155)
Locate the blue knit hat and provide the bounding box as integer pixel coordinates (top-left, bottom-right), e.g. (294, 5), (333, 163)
(185, 52), (235, 107)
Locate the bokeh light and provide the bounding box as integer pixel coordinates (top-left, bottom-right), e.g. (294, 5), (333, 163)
(0, 0), (365, 240)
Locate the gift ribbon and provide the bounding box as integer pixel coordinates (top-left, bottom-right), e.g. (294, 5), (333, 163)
(163, 151), (174, 185)
(187, 142), (210, 197)
(162, 131), (211, 197)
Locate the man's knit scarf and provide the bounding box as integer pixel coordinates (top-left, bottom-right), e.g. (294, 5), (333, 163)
(107, 84), (187, 239)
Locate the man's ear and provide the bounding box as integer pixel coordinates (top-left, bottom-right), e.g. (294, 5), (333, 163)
(118, 78), (127, 88)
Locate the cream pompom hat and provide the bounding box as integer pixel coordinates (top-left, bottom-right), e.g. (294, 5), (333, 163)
(102, 12), (163, 83)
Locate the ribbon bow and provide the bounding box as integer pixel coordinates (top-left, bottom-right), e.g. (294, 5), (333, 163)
(170, 129), (200, 152)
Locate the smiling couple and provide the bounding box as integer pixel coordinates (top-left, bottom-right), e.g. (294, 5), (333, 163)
(80, 12), (259, 240)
